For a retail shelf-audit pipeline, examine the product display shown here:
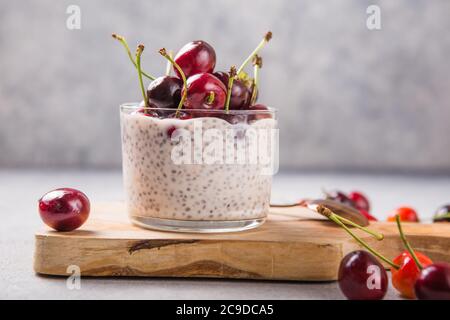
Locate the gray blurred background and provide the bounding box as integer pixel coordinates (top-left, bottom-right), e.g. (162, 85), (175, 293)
(1, 0), (449, 173)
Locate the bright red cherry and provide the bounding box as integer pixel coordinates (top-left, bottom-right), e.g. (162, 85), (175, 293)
(183, 73), (227, 110)
(338, 250), (388, 300)
(387, 207), (419, 222)
(391, 251), (433, 299)
(349, 191), (370, 212)
(247, 104), (272, 122)
(38, 188), (90, 231)
(415, 262), (450, 300)
(213, 71), (250, 109)
(174, 40), (216, 78)
(147, 76), (182, 109)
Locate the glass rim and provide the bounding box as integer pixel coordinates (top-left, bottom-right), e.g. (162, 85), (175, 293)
(120, 102), (277, 115)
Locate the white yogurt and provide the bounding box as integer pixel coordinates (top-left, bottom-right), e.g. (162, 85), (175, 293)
(120, 111), (277, 222)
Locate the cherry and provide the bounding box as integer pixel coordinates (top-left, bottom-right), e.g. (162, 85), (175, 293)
(147, 76), (182, 109)
(173, 40), (216, 78)
(338, 250), (388, 300)
(213, 71), (250, 109)
(183, 73), (227, 110)
(391, 251), (433, 299)
(166, 127), (176, 138)
(348, 191), (370, 212)
(387, 207), (419, 222)
(414, 262), (450, 300)
(325, 205), (437, 300)
(433, 204), (450, 222)
(390, 214), (433, 299)
(319, 207), (396, 300)
(247, 104), (272, 122)
(38, 188), (90, 231)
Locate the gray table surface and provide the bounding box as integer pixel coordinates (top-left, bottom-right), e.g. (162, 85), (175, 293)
(1, 169), (449, 300)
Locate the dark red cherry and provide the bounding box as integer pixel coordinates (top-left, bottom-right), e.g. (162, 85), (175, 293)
(213, 71), (250, 109)
(183, 73), (227, 110)
(349, 191), (371, 212)
(174, 40), (216, 78)
(247, 104), (272, 122)
(433, 204), (450, 222)
(38, 188), (90, 231)
(338, 250), (388, 300)
(147, 76), (182, 109)
(415, 262), (450, 300)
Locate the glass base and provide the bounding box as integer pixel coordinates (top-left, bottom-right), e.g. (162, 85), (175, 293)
(130, 215), (266, 233)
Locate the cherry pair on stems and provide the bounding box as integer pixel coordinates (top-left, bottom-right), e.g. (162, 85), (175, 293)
(112, 32), (272, 117)
(324, 207), (449, 300)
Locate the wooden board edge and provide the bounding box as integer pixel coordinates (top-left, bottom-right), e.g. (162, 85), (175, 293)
(33, 234), (345, 281)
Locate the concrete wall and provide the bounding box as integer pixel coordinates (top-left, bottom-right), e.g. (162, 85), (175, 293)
(1, 0), (449, 172)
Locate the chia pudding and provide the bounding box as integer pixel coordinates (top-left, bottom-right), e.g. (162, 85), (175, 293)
(120, 105), (278, 232)
(114, 31), (276, 232)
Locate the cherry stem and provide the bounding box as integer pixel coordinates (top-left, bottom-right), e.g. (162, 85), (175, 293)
(250, 55), (262, 105)
(395, 215), (423, 270)
(206, 91), (215, 105)
(318, 205), (383, 240)
(112, 34), (156, 80)
(159, 48), (187, 116)
(165, 50), (173, 76)
(318, 205), (400, 269)
(337, 215), (384, 240)
(272, 202), (383, 240)
(236, 31), (272, 76)
(224, 66), (237, 112)
(135, 44), (148, 111)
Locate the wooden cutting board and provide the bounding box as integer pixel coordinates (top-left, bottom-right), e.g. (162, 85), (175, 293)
(34, 203), (450, 281)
